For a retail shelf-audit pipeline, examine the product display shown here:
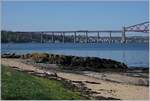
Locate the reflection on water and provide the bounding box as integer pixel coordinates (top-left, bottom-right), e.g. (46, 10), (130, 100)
(1, 43), (149, 67)
(122, 51), (126, 65)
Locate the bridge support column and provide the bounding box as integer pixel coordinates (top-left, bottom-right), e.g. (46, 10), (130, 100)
(45, 34), (48, 43)
(30, 33), (33, 43)
(121, 27), (126, 43)
(74, 32), (76, 43)
(40, 32), (43, 43)
(109, 32), (112, 43)
(86, 31), (88, 43)
(62, 32), (65, 43)
(6, 33), (8, 42)
(52, 32), (54, 43)
(16, 33), (19, 42)
(97, 32), (100, 43)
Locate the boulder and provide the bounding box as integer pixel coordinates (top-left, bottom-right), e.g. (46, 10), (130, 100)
(21, 53), (31, 59)
(2, 53), (21, 58)
(31, 53), (49, 63)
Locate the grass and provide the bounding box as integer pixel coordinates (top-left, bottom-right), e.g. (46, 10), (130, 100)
(1, 65), (86, 100)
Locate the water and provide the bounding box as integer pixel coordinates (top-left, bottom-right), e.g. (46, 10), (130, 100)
(1, 43), (149, 68)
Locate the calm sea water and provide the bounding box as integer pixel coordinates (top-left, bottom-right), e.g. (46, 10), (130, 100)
(1, 43), (149, 67)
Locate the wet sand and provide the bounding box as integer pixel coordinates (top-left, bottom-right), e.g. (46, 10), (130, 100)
(1, 58), (149, 100)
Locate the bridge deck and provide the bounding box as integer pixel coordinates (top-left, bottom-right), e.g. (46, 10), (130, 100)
(18, 30), (122, 33)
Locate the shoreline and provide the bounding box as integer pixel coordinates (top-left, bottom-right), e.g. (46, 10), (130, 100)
(20, 58), (149, 86)
(1, 58), (149, 100)
(1, 52), (149, 70)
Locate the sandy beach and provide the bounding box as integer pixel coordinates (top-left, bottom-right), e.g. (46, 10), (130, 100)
(1, 58), (149, 100)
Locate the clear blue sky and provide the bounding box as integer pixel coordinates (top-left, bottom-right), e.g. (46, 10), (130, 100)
(2, 1), (149, 32)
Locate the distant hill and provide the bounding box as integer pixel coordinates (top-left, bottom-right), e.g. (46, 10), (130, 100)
(1, 30), (74, 43)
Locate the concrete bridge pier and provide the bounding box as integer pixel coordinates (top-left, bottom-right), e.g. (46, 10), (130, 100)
(74, 32), (76, 43)
(97, 32), (100, 43)
(30, 33), (33, 42)
(85, 31), (88, 43)
(45, 33), (48, 43)
(51, 32), (54, 43)
(121, 27), (126, 43)
(109, 32), (112, 43)
(40, 32), (43, 43)
(62, 32), (65, 43)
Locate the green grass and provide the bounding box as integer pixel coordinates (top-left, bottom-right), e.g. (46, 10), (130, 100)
(1, 65), (86, 100)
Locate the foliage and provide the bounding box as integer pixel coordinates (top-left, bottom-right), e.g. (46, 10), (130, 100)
(1, 30), (73, 43)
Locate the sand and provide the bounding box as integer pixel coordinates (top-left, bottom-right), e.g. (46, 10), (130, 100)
(1, 58), (149, 100)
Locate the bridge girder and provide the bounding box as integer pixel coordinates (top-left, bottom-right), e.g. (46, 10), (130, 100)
(125, 21), (149, 33)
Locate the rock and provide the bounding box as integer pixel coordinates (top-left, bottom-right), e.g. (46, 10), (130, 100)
(95, 96), (120, 100)
(22, 53), (128, 71)
(85, 81), (101, 84)
(71, 56), (86, 68)
(31, 53), (49, 63)
(67, 55), (127, 71)
(59, 55), (73, 66)
(21, 53), (31, 59)
(138, 79), (147, 86)
(72, 80), (83, 83)
(2, 53), (21, 58)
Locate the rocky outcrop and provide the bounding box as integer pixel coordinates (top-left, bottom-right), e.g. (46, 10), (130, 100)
(55, 55), (128, 71)
(27, 53), (128, 71)
(1, 53), (21, 58)
(30, 53), (49, 63)
(2, 53), (128, 71)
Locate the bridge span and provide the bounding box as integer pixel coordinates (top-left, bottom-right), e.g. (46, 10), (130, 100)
(37, 30), (122, 43)
(19, 21), (149, 43)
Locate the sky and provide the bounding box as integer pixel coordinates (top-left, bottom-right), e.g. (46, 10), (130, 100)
(2, 1), (149, 36)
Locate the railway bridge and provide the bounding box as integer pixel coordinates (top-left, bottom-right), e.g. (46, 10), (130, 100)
(21, 21), (149, 43)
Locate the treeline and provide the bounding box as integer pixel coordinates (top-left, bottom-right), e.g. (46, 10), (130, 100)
(1, 30), (74, 43)
(1, 30), (149, 43)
